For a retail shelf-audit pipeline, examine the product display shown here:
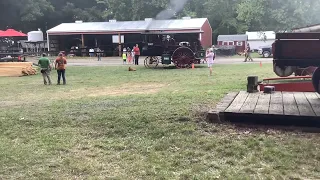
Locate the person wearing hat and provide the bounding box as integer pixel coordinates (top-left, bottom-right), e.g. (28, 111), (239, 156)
(38, 53), (52, 85)
(55, 53), (67, 85)
(206, 48), (215, 76)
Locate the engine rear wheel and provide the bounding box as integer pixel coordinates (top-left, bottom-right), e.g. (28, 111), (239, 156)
(295, 66), (317, 76)
(312, 67), (320, 94)
(172, 47), (195, 68)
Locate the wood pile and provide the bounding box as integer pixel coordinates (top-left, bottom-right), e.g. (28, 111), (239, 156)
(0, 62), (38, 77)
(128, 67), (136, 71)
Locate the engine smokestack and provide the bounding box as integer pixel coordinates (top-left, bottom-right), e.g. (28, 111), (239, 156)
(155, 0), (190, 20)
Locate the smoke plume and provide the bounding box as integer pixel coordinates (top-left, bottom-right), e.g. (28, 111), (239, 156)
(155, 0), (190, 20)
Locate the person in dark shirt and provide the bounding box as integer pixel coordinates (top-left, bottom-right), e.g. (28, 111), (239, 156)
(38, 53), (52, 85)
(244, 43), (253, 62)
(55, 53), (67, 85)
(96, 48), (102, 61)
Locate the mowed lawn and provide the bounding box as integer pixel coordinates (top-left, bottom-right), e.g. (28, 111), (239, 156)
(0, 63), (319, 179)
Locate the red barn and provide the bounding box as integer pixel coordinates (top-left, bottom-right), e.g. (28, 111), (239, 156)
(217, 34), (248, 53)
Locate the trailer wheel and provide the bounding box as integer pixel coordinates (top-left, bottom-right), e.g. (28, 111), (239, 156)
(273, 64), (294, 77)
(312, 67), (320, 94)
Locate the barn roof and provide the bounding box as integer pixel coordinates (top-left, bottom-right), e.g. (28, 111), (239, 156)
(47, 18), (208, 35)
(246, 31), (275, 40)
(217, 34), (248, 41)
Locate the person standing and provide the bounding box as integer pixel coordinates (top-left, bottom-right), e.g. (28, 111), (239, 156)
(133, 44), (140, 65)
(55, 53), (67, 85)
(131, 46), (135, 64)
(122, 48), (127, 64)
(96, 47), (102, 61)
(38, 53), (52, 85)
(89, 48), (94, 57)
(206, 48), (215, 76)
(244, 43), (253, 62)
(127, 47), (132, 64)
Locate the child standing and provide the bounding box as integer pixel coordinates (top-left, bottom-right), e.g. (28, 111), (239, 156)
(127, 47), (132, 63)
(131, 47), (135, 64)
(122, 49), (127, 64)
(206, 48), (215, 76)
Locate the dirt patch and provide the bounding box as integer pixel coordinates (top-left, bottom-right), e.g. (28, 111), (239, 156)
(68, 83), (166, 98)
(0, 83), (167, 106)
(0, 101), (25, 107)
(87, 83), (165, 97)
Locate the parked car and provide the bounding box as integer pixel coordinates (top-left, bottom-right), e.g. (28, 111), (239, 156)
(258, 45), (272, 58)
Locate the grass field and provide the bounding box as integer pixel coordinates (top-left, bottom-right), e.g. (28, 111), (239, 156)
(0, 63), (320, 179)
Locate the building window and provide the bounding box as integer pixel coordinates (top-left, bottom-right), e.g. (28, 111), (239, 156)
(223, 41), (234, 45)
(236, 41), (243, 46)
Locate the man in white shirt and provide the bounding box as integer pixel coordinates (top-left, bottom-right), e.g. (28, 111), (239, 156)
(89, 48), (94, 57)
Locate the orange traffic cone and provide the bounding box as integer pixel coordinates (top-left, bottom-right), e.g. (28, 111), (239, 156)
(260, 61), (262, 67)
(192, 63), (195, 69)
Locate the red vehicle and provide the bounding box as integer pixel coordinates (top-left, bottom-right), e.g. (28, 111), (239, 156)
(0, 52), (25, 62)
(272, 32), (320, 93)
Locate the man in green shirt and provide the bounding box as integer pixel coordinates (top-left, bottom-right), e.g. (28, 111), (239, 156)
(38, 53), (52, 85)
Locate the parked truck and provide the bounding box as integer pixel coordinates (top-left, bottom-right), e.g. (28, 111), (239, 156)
(258, 45), (272, 58)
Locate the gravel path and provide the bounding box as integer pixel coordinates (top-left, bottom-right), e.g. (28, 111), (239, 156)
(28, 56), (273, 67)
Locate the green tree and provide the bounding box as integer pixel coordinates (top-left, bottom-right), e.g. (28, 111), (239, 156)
(236, 0), (316, 32)
(204, 0), (244, 34)
(1, 0), (320, 36)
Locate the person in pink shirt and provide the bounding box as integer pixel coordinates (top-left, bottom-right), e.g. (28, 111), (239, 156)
(133, 44), (140, 65)
(206, 48), (215, 76)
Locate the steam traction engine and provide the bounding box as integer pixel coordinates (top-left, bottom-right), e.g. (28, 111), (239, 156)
(141, 33), (206, 68)
(272, 32), (320, 93)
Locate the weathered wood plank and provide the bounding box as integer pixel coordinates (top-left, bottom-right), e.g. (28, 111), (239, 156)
(225, 91), (249, 113)
(239, 93), (260, 113)
(304, 92), (320, 116)
(216, 92), (240, 122)
(294, 92), (316, 116)
(216, 92), (239, 112)
(254, 93), (271, 114)
(208, 92), (239, 123)
(282, 92), (299, 116)
(269, 92), (284, 115)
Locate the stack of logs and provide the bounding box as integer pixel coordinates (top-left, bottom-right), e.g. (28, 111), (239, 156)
(0, 62), (37, 77)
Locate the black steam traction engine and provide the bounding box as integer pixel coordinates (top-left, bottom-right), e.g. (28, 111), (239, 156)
(141, 33), (206, 68)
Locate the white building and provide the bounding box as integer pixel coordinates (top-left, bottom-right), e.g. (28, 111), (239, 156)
(246, 31), (275, 50)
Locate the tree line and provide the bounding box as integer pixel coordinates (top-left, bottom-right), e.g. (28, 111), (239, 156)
(1, 0), (319, 36)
